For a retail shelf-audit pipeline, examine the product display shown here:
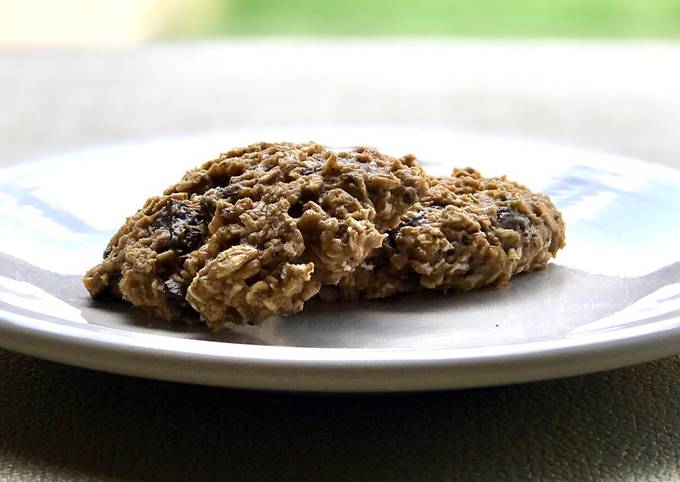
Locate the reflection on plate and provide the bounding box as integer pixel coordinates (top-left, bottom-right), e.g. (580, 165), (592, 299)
(1, 126), (680, 391)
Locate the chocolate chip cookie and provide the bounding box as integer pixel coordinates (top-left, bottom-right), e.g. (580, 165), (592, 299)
(83, 142), (427, 327)
(320, 167), (566, 300)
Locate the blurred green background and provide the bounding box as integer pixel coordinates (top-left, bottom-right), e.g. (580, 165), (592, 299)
(2, 0), (680, 46)
(174, 0), (680, 38)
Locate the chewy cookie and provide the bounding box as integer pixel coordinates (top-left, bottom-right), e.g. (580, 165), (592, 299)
(321, 167), (566, 300)
(83, 142), (427, 327)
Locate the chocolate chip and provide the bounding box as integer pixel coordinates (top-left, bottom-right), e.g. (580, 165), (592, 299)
(151, 199), (208, 253)
(199, 198), (216, 224)
(385, 231), (396, 248)
(402, 189), (416, 205)
(217, 185), (241, 200)
(164, 278), (188, 308)
(399, 210), (427, 228)
(496, 206), (530, 233)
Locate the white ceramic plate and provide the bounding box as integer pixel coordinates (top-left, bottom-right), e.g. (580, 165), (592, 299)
(1, 126), (679, 392)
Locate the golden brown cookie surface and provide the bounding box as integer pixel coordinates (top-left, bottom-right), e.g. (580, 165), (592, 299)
(83, 142), (427, 327)
(320, 168), (566, 301)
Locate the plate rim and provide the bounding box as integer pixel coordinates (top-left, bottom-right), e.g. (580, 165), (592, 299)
(2, 306), (680, 391)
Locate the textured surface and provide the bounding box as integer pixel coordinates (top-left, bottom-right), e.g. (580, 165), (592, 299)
(323, 168), (565, 301)
(2, 350), (680, 481)
(83, 142), (426, 325)
(2, 41), (680, 481)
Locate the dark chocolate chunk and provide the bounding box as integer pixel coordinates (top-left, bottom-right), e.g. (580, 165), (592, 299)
(496, 206), (531, 233)
(163, 278), (188, 308)
(399, 210), (428, 228)
(402, 189), (417, 205)
(151, 199), (207, 253)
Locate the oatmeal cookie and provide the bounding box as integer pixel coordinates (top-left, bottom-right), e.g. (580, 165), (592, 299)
(83, 142), (427, 327)
(321, 167), (566, 300)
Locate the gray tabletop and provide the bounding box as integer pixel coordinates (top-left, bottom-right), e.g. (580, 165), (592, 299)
(1, 41), (680, 481)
